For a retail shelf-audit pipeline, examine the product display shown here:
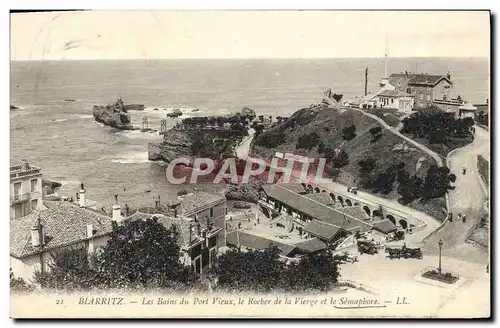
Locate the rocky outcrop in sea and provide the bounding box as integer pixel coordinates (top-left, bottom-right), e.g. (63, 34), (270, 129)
(92, 98), (138, 130)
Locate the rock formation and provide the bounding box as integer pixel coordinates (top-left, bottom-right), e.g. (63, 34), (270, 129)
(93, 98), (138, 130)
(42, 179), (62, 190)
(149, 126), (243, 163)
(10, 105), (19, 110)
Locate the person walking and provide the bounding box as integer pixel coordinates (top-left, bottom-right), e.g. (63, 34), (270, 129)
(462, 214), (467, 223)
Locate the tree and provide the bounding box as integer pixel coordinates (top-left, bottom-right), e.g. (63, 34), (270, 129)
(342, 124), (356, 141)
(210, 247), (341, 293)
(32, 218), (197, 292)
(10, 268), (33, 293)
(210, 246), (284, 293)
(296, 132), (320, 150)
(281, 250), (340, 292)
(33, 248), (99, 291)
(332, 94), (343, 103)
(421, 165), (456, 200)
(369, 126), (383, 143)
(94, 218), (195, 289)
(397, 171), (423, 203)
(330, 150), (349, 168)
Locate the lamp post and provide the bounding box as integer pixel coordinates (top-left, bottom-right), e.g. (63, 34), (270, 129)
(438, 239), (443, 274)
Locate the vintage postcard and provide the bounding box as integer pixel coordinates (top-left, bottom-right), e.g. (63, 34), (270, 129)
(9, 10), (490, 318)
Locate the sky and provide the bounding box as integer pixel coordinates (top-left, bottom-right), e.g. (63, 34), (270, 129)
(10, 10), (490, 60)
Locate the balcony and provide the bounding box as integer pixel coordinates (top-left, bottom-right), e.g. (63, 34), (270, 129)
(10, 193), (31, 204)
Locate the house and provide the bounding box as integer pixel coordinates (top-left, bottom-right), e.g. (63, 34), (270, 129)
(302, 219), (350, 245)
(376, 90), (414, 112)
(377, 72), (458, 113)
(125, 190), (228, 274)
(10, 200), (115, 281)
(10, 160), (43, 219)
(260, 184), (372, 234)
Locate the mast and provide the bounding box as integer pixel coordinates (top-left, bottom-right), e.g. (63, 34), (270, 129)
(364, 67), (368, 96)
(384, 33), (389, 78)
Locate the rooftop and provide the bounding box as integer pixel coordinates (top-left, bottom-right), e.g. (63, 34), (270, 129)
(303, 220), (343, 241)
(10, 201), (113, 258)
(303, 192), (335, 206)
(372, 219), (397, 234)
(377, 89), (412, 98)
(176, 191), (226, 217)
(389, 73), (452, 87)
(225, 230), (297, 257)
(262, 184), (371, 232)
(293, 238), (328, 253)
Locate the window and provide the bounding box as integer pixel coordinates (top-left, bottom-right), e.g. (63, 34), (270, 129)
(31, 199), (38, 211)
(391, 99), (394, 104)
(13, 182), (21, 196)
(30, 179), (38, 192)
(426, 94), (431, 101)
(210, 207), (214, 218)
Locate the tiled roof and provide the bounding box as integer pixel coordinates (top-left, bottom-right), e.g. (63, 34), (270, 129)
(262, 184), (371, 231)
(372, 219), (397, 234)
(303, 220), (342, 241)
(303, 192), (334, 206)
(127, 211), (220, 247)
(377, 90), (411, 98)
(339, 206), (370, 221)
(293, 238), (328, 253)
(389, 73), (451, 86)
(10, 201), (114, 258)
(279, 183), (306, 194)
(177, 191), (226, 216)
(225, 231), (297, 256)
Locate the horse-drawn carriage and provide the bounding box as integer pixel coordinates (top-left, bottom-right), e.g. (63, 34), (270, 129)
(385, 242), (423, 259)
(357, 239), (378, 255)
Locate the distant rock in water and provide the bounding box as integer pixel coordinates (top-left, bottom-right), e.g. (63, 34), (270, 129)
(167, 108), (183, 118)
(42, 179), (62, 189)
(10, 105), (19, 110)
(123, 104), (145, 111)
(65, 98), (76, 102)
(240, 107), (256, 118)
(93, 98), (138, 130)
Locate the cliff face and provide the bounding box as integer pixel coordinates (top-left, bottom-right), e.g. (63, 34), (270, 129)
(148, 128), (241, 163)
(93, 99), (137, 130)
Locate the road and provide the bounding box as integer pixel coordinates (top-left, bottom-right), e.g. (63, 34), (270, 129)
(351, 107), (444, 167)
(424, 126), (490, 263)
(339, 251), (490, 318)
(315, 180), (441, 243)
(235, 128), (255, 160)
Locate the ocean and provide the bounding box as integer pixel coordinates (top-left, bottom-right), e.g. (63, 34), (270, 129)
(10, 58), (489, 209)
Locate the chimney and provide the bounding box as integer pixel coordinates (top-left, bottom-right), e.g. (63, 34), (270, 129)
(196, 222), (201, 237)
(31, 214), (43, 248)
(189, 223), (193, 244)
(30, 225), (41, 248)
(112, 194), (123, 222)
(79, 183), (86, 208)
(125, 204), (130, 217)
(87, 224), (95, 253)
(21, 159), (29, 171)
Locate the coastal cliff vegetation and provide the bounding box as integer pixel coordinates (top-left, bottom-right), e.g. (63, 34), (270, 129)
(251, 106), (447, 220)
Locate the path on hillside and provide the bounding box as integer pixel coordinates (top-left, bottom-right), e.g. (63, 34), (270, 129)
(424, 125), (489, 264)
(235, 128), (255, 160)
(350, 107), (444, 167)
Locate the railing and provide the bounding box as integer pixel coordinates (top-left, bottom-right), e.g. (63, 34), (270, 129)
(10, 168), (41, 179)
(10, 193), (31, 203)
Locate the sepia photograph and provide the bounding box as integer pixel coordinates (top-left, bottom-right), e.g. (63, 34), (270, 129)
(8, 9), (490, 319)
